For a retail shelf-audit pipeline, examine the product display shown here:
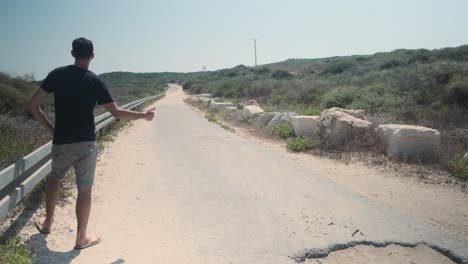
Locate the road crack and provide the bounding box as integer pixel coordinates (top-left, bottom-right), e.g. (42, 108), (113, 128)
(290, 241), (466, 264)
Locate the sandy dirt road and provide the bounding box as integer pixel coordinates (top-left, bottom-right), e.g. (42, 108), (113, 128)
(22, 85), (467, 264)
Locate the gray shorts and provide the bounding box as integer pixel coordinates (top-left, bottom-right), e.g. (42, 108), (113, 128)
(50, 141), (98, 186)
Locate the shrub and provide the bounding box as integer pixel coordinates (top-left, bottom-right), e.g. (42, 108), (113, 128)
(190, 83), (208, 94)
(268, 94), (287, 106)
(448, 154), (468, 179)
(182, 80), (194, 90)
(322, 62), (353, 75)
(443, 77), (468, 109)
(322, 86), (359, 109)
(380, 60), (403, 69)
(286, 137), (319, 152)
(0, 115), (50, 170)
(273, 122), (294, 138)
(208, 80), (250, 98)
(408, 54), (430, 64)
(205, 113), (218, 123)
(239, 116), (253, 124)
(0, 237), (35, 264)
(271, 70), (292, 79)
(295, 105), (322, 116)
(255, 67), (271, 75)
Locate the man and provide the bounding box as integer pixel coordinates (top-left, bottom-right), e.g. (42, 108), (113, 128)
(28, 37), (155, 250)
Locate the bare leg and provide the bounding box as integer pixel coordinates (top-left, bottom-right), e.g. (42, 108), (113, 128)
(75, 185), (100, 247)
(37, 177), (61, 231)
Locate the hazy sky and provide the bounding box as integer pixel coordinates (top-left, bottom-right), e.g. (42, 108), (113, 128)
(1, 0), (467, 79)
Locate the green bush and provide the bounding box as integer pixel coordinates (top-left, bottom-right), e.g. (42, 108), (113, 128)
(255, 67), (271, 75)
(271, 70), (292, 79)
(443, 76), (468, 109)
(286, 137), (319, 152)
(380, 60), (403, 69)
(273, 122), (294, 138)
(322, 86), (359, 109)
(0, 237), (35, 264)
(322, 62), (353, 75)
(448, 154), (468, 179)
(294, 105), (322, 116)
(205, 113), (218, 123)
(182, 81), (193, 90)
(239, 116), (253, 124)
(268, 94), (287, 106)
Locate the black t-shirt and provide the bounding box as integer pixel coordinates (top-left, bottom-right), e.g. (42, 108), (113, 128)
(41, 65), (114, 145)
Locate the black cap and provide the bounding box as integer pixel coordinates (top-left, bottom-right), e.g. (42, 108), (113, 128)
(72, 37), (93, 59)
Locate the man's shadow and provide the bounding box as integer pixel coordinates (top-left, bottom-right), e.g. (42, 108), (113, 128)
(29, 233), (80, 264)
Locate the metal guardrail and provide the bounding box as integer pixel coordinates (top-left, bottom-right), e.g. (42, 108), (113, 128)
(0, 92), (165, 221)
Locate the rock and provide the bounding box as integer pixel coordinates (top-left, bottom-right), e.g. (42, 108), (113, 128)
(241, 105), (264, 118)
(194, 93), (212, 98)
(464, 153), (468, 162)
(237, 100), (260, 110)
(291, 116), (320, 137)
(267, 112), (297, 130)
(225, 107), (240, 119)
(377, 124), (441, 160)
(253, 112), (279, 128)
(198, 97), (211, 104)
(209, 102), (232, 111)
(319, 108), (375, 149)
(335, 108), (367, 120)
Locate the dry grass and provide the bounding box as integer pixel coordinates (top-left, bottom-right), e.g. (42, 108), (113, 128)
(0, 115), (52, 170)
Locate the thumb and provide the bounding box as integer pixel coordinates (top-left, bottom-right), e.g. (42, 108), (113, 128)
(146, 107), (156, 112)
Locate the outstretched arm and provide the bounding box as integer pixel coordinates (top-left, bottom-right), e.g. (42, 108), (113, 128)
(102, 102), (155, 121)
(28, 88), (54, 134)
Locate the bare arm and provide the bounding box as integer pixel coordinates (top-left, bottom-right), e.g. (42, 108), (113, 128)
(28, 88), (54, 134)
(102, 102), (155, 121)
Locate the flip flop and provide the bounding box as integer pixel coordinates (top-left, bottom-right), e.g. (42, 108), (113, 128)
(74, 238), (101, 250)
(35, 219), (51, 234)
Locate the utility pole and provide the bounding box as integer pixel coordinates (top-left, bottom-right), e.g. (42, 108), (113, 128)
(253, 38), (258, 68)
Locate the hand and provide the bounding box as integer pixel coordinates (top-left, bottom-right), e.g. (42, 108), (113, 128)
(144, 107), (156, 121)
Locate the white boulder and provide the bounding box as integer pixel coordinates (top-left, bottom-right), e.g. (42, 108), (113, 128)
(319, 107), (375, 148)
(377, 124), (441, 159)
(209, 102), (232, 111)
(241, 105), (264, 118)
(237, 100), (260, 109)
(291, 116), (320, 137)
(194, 93), (212, 98)
(463, 152), (468, 162)
(253, 112), (279, 128)
(267, 112), (297, 130)
(198, 97), (211, 104)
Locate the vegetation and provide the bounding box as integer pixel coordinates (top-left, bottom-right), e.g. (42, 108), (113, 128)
(286, 137), (319, 152)
(0, 237), (35, 264)
(183, 45), (468, 178)
(0, 115), (50, 170)
(183, 45), (468, 130)
(272, 122), (294, 139)
(201, 110), (235, 132)
(205, 113), (218, 123)
(448, 154), (468, 179)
